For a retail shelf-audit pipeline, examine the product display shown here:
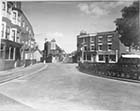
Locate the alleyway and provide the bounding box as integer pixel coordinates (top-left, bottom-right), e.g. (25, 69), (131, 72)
(0, 63), (140, 111)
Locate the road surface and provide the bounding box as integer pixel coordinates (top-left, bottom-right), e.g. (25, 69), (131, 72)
(0, 63), (140, 111)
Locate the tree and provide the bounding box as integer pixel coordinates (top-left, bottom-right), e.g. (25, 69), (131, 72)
(115, 1), (140, 51)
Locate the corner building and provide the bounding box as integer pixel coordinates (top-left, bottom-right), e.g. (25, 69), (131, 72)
(77, 30), (127, 63)
(0, 1), (35, 70)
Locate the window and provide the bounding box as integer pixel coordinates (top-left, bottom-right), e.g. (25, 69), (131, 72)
(1, 22), (6, 39)
(16, 32), (20, 43)
(0, 44), (4, 59)
(82, 38), (86, 43)
(99, 55), (104, 61)
(98, 36), (103, 42)
(51, 42), (56, 50)
(84, 46), (87, 51)
(22, 21), (25, 28)
(2, 2), (6, 10)
(87, 54), (91, 60)
(98, 44), (103, 51)
(84, 54), (86, 60)
(26, 26), (29, 31)
(13, 11), (16, 20)
(6, 27), (10, 39)
(107, 35), (113, 37)
(107, 35), (113, 42)
(90, 45), (95, 51)
(90, 36), (94, 42)
(1, 24), (5, 38)
(108, 44), (112, 50)
(109, 55), (116, 62)
(11, 29), (16, 42)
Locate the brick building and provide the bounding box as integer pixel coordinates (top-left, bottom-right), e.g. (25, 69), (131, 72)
(0, 1), (36, 70)
(77, 30), (127, 63)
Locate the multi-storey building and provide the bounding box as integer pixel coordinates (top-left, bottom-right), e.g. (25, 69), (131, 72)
(0, 1), (36, 70)
(77, 30), (127, 63)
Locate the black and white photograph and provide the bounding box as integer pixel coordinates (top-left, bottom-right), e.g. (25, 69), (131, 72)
(0, 0), (140, 110)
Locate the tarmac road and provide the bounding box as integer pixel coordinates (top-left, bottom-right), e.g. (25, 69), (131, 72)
(0, 63), (140, 111)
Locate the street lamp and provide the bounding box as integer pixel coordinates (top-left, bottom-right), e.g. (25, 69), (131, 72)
(81, 46), (84, 63)
(0, 1), (2, 53)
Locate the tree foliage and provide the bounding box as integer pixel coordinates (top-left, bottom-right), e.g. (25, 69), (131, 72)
(115, 1), (140, 49)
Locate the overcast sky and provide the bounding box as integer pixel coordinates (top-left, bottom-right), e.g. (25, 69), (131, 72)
(21, 1), (133, 53)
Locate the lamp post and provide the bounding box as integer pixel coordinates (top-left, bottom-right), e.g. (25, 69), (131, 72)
(81, 46), (84, 63)
(44, 38), (48, 64)
(0, 1), (2, 52)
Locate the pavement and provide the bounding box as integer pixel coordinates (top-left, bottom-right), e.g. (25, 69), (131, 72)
(0, 63), (140, 111)
(0, 63), (47, 84)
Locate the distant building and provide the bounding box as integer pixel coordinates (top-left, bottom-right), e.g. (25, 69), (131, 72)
(43, 39), (65, 63)
(77, 30), (128, 63)
(33, 48), (42, 62)
(0, 1), (36, 70)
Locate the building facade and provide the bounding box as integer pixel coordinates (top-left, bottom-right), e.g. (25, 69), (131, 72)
(77, 30), (127, 63)
(0, 1), (36, 70)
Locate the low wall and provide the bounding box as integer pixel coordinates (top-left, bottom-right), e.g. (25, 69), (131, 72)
(78, 62), (116, 72)
(0, 59), (15, 71)
(78, 62), (140, 73)
(78, 62), (140, 80)
(25, 59), (36, 67)
(0, 59), (37, 71)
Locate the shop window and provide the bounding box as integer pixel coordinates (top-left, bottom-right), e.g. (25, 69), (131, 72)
(87, 54), (91, 60)
(109, 55), (116, 62)
(10, 48), (14, 59)
(0, 44), (4, 59)
(99, 55), (104, 61)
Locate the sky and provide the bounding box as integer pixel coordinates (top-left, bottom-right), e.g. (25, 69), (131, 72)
(21, 1), (133, 53)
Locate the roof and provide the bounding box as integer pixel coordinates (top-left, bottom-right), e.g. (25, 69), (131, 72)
(122, 54), (140, 58)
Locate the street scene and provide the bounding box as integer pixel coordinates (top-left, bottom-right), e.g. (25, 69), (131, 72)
(0, 0), (140, 111)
